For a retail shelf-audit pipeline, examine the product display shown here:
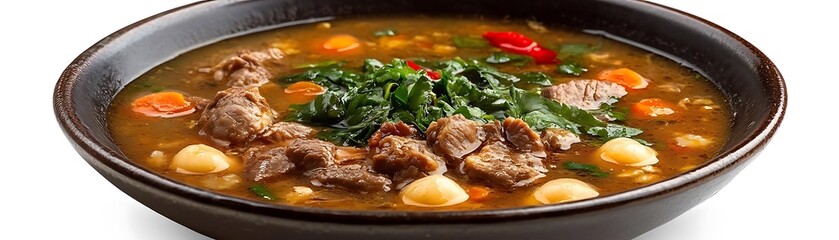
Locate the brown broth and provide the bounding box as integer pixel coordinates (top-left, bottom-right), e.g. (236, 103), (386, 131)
(108, 16), (730, 210)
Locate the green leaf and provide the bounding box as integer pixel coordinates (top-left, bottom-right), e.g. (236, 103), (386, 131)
(554, 42), (602, 61)
(249, 185), (277, 201)
(374, 28), (397, 37)
(452, 36), (489, 48)
(517, 72), (553, 87)
(586, 124), (644, 141)
(293, 60), (343, 69)
(562, 162), (609, 178)
(485, 52), (532, 67)
(556, 62), (588, 76)
(590, 99), (628, 121)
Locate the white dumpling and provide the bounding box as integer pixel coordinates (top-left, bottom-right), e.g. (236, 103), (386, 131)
(400, 175), (469, 207)
(171, 144), (235, 175)
(594, 138), (659, 166)
(533, 178), (600, 204)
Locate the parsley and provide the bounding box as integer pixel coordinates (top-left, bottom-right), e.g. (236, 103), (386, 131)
(562, 162), (609, 177)
(485, 52), (532, 67)
(249, 185), (277, 201)
(556, 62), (588, 76)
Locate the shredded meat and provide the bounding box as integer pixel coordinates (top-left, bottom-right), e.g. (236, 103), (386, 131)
(541, 79), (627, 110)
(211, 48), (283, 88)
(197, 88), (275, 147)
(370, 135), (447, 188)
(541, 128), (581, 151)
(462, 142), (547, 189)
(242, 146), (294, 182)
(502, 117), (546, 157)
(426, 115), (486, 164)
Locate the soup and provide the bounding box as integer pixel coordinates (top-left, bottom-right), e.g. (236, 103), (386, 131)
(108, 16), (729, 210)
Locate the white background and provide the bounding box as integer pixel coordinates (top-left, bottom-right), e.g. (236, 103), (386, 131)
(0, 0), (833, 239)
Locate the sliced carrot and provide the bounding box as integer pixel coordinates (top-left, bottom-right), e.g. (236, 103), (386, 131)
(283, 81), (326, 103)
(631, 98), (677, 118)
(467, 186), (491, 202)
(596, 68), (649, 89)
(322, 34), (360, 52)
(131, 92), (195, 118)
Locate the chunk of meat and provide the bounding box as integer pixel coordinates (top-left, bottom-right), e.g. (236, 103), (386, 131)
(285, 139), (335, 170)
(541, 79), (627, 110)
(211, 48), (283, 88)
(305, 164), (392, 192)
(371, 136), (447, 188)
(265, 122), (316, 143)
(502, 117), (546, 157)
(197, 88), (275, 147)
(426, 115), (486, 163)
(541, 128), (581, 151)
(463, 142), (547, 189)
(242, 146), (294, 182)
(368, 122), (418, 149)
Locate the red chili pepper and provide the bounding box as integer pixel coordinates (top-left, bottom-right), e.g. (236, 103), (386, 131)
(406, 60), (441, 80)
(482, 31), (557, 64)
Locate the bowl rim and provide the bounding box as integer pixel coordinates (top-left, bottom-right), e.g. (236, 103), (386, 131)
(54, 0), (786, 224)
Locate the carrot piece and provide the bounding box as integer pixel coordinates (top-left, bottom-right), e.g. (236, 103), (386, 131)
(631, 98), (677, 118)
(131, 92), (195, 118)
(467, 186), (491, 202)
(322, 34), (360, 52)
(596, 68), (649, 89)
(283, 81), (326, 103)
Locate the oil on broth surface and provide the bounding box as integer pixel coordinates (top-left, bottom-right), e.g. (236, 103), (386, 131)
(109, 16), (730, 210)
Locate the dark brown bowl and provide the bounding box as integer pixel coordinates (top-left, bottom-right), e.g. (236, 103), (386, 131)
(53, 0), (785, 239)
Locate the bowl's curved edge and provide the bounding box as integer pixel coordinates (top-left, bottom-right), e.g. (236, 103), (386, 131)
(53, 0), (787, 226)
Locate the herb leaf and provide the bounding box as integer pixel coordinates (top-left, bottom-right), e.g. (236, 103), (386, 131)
(517, 72), (553, 87)
(452, 36), (489, 48)
(562, 162), (609, 177)
(586, 124), (644, 141)
(556, 62), (588, 76)
(485, 52), (532, 67)
(249, 185), (277, 201)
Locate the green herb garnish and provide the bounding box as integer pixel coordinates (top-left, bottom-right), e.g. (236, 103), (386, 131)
(485, 52), (532, 67)
(452, 36), (489, 48)
(249, 185), (277, 201)
(280, 57), (641, 146)
(556, 62), (588, 76)
(562, 161), (609, 177)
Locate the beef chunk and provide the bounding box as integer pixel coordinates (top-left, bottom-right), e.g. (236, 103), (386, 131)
(541, 128), (581, 151)
(198, 88), (275, 147)
(541, 79), (627, 110)
(242, 146), (294, 182)
(426, 115), (486, 163)
(285, 139), (336, 170)
(371, 136), (447, 188)
(368, 121), (418, 149)
(305, 165), (392, 192)
(462, 142), (547, 189)
(266, 122), (316, 143)
(211, 48), (283, 88)
(502, 117), (546, 157)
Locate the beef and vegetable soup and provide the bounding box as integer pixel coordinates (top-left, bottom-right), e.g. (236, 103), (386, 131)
(108, 17), (730, 210)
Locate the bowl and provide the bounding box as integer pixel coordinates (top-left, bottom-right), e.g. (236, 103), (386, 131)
(53, 0), (786, 239)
